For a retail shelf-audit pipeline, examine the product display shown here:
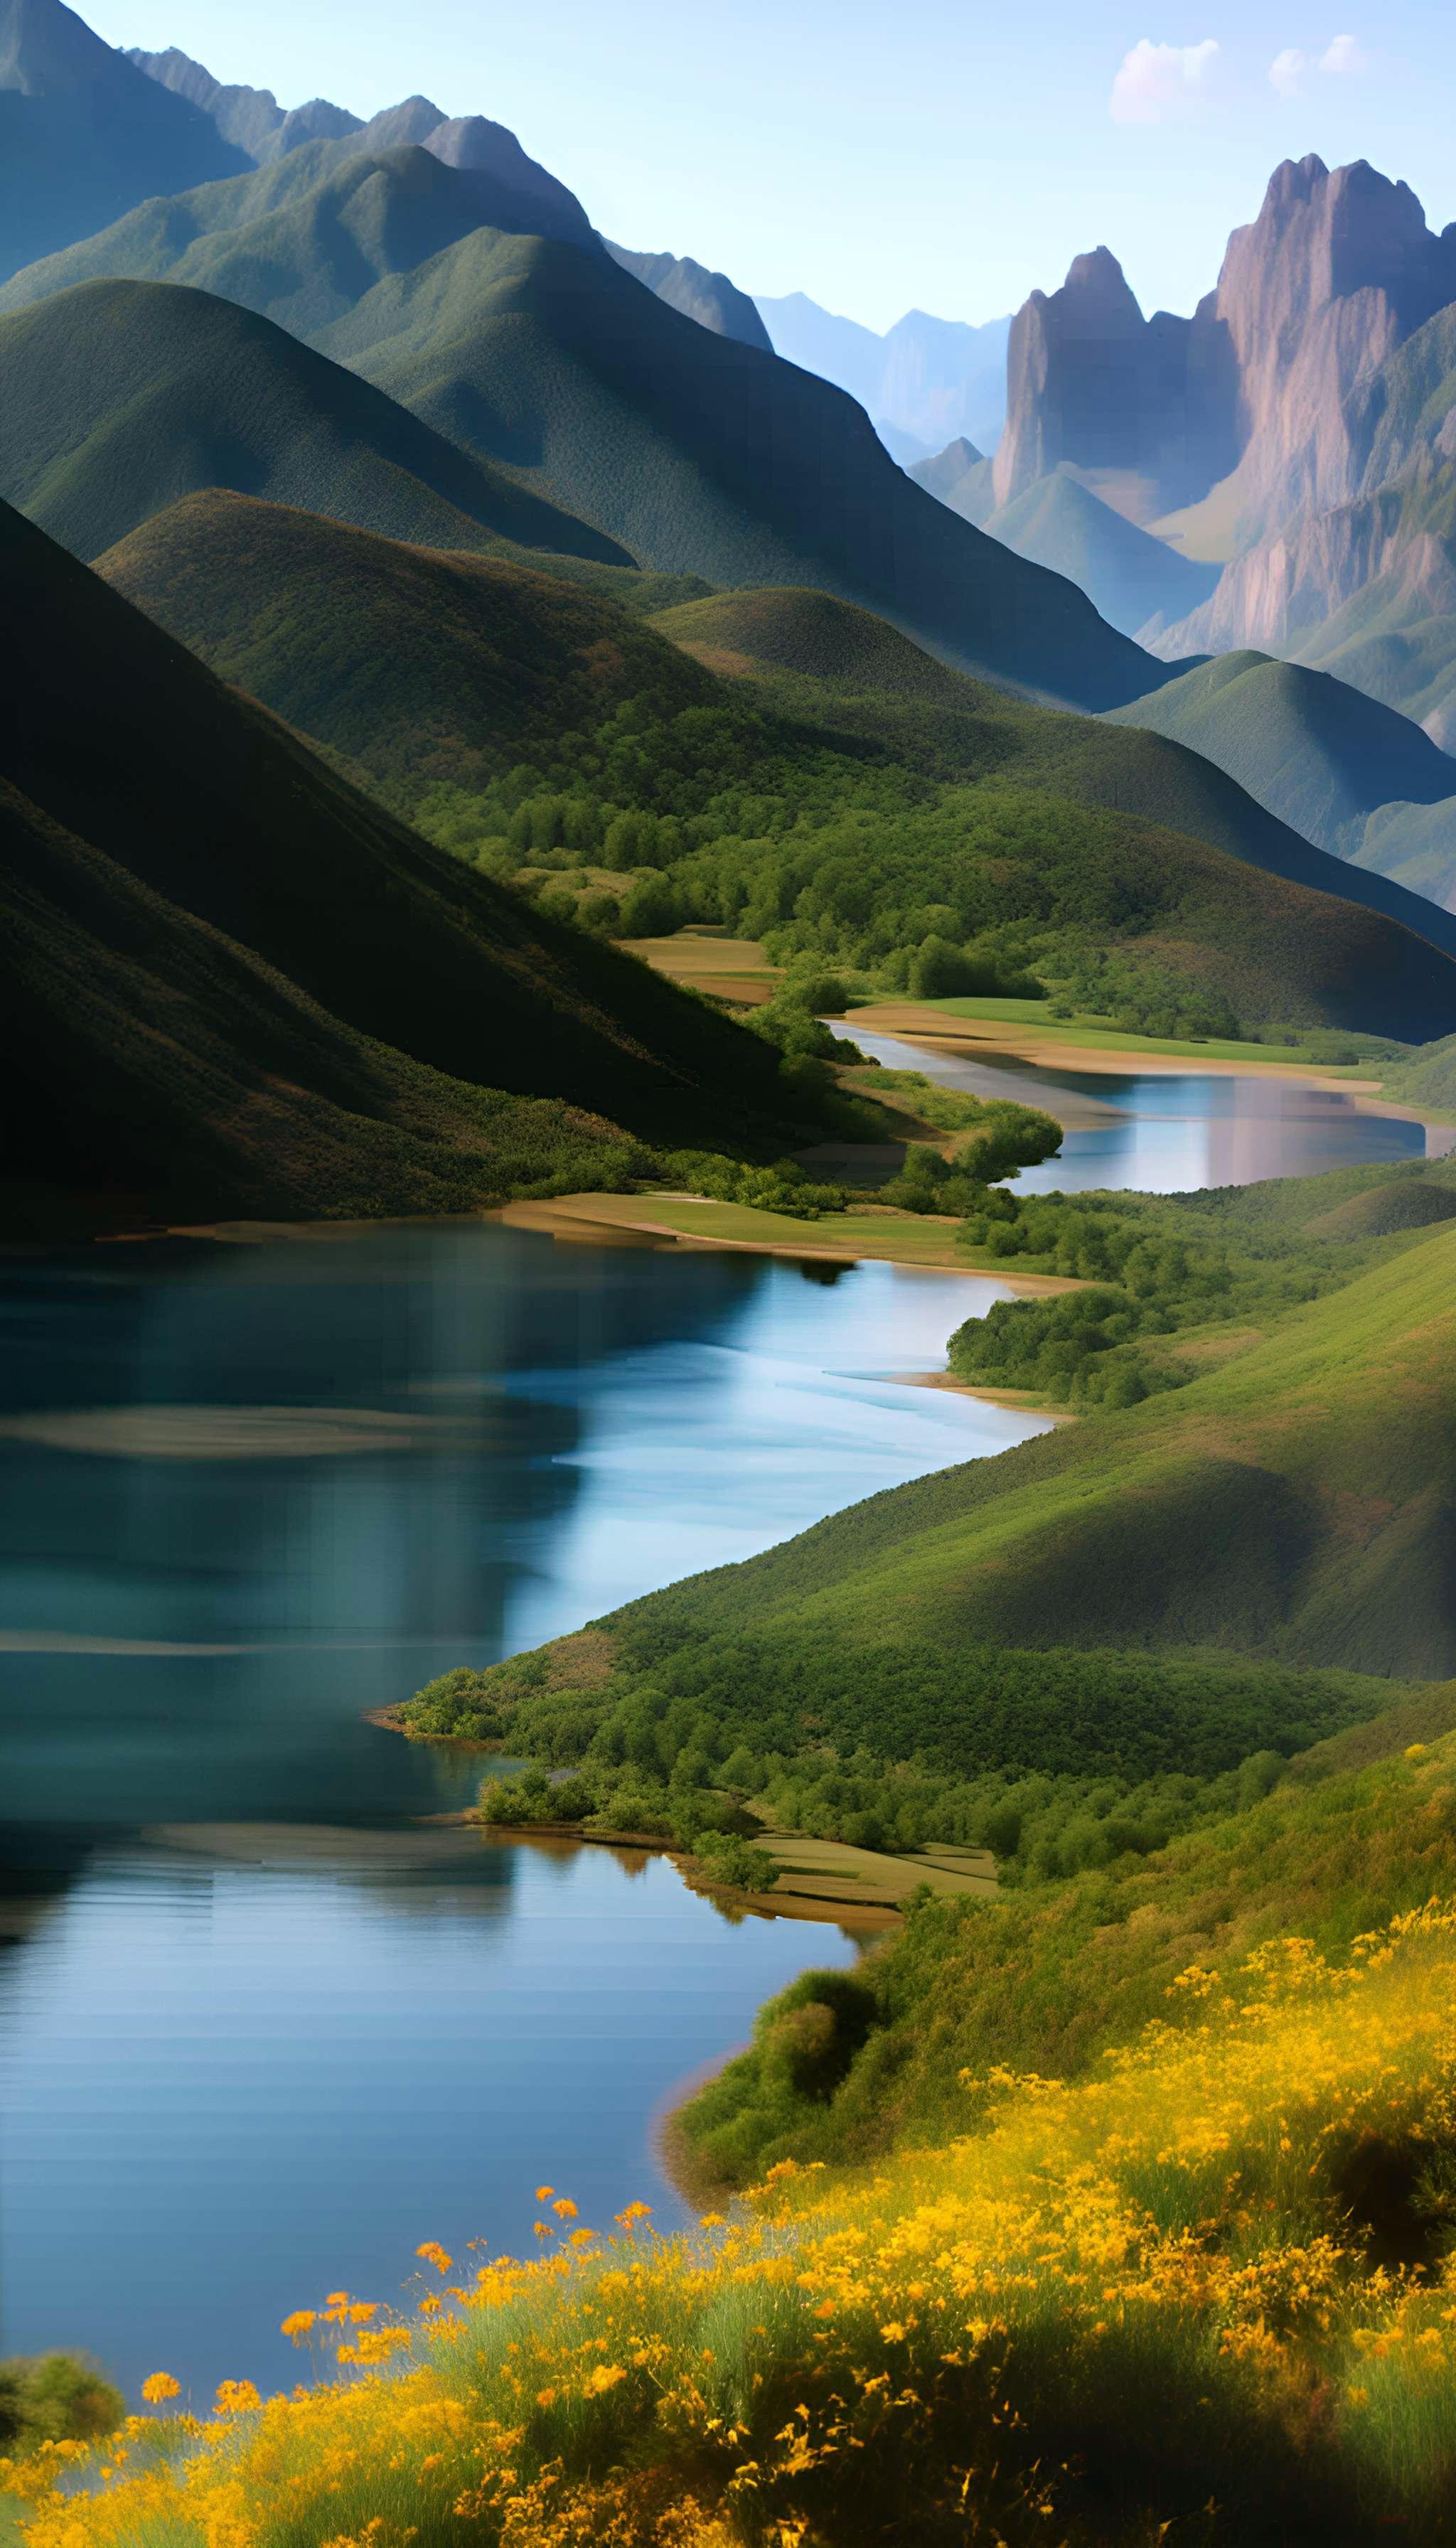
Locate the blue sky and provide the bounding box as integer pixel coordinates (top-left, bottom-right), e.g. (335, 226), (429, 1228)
(85, 0), (1456, 331)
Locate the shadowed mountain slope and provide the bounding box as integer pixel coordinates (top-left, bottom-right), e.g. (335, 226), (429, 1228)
(0, 0), (249, 282)
(1, 498), (809, 1185)
(1108, 651), (1456, 889)
(2, 781), (655, 1234)
(909, 435), (997, 524)
(98, 490), (713, 791)
(0, 277), (629, 564)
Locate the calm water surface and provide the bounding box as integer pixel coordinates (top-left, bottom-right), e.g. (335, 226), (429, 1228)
(841, 1027), (1433, 1193)
(0, 1225), (1046, 2397)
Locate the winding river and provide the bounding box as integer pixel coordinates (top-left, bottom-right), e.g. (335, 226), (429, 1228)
(0, 1051), (1440, 2400)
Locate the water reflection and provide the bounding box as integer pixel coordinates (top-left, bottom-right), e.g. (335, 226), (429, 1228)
(838, 1027), (1430, 1194)
(0, 1835), (858, 2398)
(0, 1224), (1044, 2392)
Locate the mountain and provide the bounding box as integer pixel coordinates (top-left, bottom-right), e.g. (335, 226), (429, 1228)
(605, 242), (771, 349)
(1108, 652), (1456, 898)
(97, 489), (712, 792)
(1157, 301), (1456, 750)
(0, 0), (250, 282)
(995, 160), (1456, 534)
(124, 45), (362, 162)
(992, 244), (1237, 517)
(979, 470), (1221, 641)
(297, 214), (1174, 710)
(85, 491), (1456, 1034)
(0, 277), (629, 564)
(1, 495), (808, 1230)
(124, 37), (596, 247)
(0, 129), (599, 328)
(908, 434), (995, 523)
(754, 291), (1012, 452)
(0, 114), (1170, 707)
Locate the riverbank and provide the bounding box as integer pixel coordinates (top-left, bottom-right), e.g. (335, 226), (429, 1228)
(496, 1192), (1083, 1285)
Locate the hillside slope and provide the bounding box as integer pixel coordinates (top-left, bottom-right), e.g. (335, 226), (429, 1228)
(0, 277), (628, 564)
(2, 498), (810, 1169)
(1, 780), (651, 1233)
(643, 585), (1456, 991)
(588, 1215), (1456, 1681)
(98, 489), (713, 791)
(1108, 651), (1456, 885)
(92, 510), (1456, 1029)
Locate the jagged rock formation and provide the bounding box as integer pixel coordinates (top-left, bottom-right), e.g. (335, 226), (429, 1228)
(604, 244), (771, 349)
(996, 159), (1456, 533)
(755, 293), (1011, 452)
(0, 0), (248, 279)
(992, 247), (1237, 515)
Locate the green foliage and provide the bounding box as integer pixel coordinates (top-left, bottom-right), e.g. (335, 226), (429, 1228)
(658, 1152), (850, 1219)
(0, 2355), (123, 2456)
(679, 1701), (1456, 2185)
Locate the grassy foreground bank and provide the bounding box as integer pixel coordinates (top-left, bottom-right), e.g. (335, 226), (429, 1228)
(14, 1851), (1456, 2542)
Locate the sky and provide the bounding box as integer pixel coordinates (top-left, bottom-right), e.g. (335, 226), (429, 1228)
(82, 0), (1456, 333)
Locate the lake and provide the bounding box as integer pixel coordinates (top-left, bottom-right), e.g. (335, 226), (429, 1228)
(839, 1027), (1435, 1193)
(0, 1226), (1044, 2399)
(2, 1027), (1428, 2407)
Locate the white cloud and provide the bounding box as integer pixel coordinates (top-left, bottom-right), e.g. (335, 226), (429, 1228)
(1320, 33), (1369, 73)
(1109, 37), (1221, 125)
(1268, 32), (1370, 97)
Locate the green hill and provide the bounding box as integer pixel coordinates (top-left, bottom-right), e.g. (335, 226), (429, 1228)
(982, 470), (1221, 641)
(1108, 650), (1456, 883)
(604, 1206), (1456, 1679)
(92, 513), (1456, 1031)
(1, 496), (819, 1233)
(640, 585), (1456, 1007)
(0, 277), (628, 564)
(1, 779), (654, 1235)
(98, 490), (712, 793)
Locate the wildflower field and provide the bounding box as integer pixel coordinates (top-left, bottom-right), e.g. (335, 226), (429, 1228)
(13, 1884), (1456, 2547)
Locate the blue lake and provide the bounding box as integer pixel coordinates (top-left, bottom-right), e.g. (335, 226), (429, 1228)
(0, 1226), (1043, 2399)
(839, 1027), (1434, 1193)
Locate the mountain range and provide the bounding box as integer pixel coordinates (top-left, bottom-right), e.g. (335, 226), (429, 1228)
(0, 129), (1174, 710)
(967, 156), (1456, 796)
(754, 292), (1012, 457)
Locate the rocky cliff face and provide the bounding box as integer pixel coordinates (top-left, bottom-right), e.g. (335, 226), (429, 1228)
(992, 246), (1236, 513)
(996, 158), (1456, 534)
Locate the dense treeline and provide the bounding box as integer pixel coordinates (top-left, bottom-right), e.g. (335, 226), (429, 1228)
(948, 1157), (1456, 1406)
(400, 1629), (1399, 1885)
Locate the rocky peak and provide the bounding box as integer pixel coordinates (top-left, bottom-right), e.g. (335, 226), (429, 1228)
(1056, 247), (1146, 339)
